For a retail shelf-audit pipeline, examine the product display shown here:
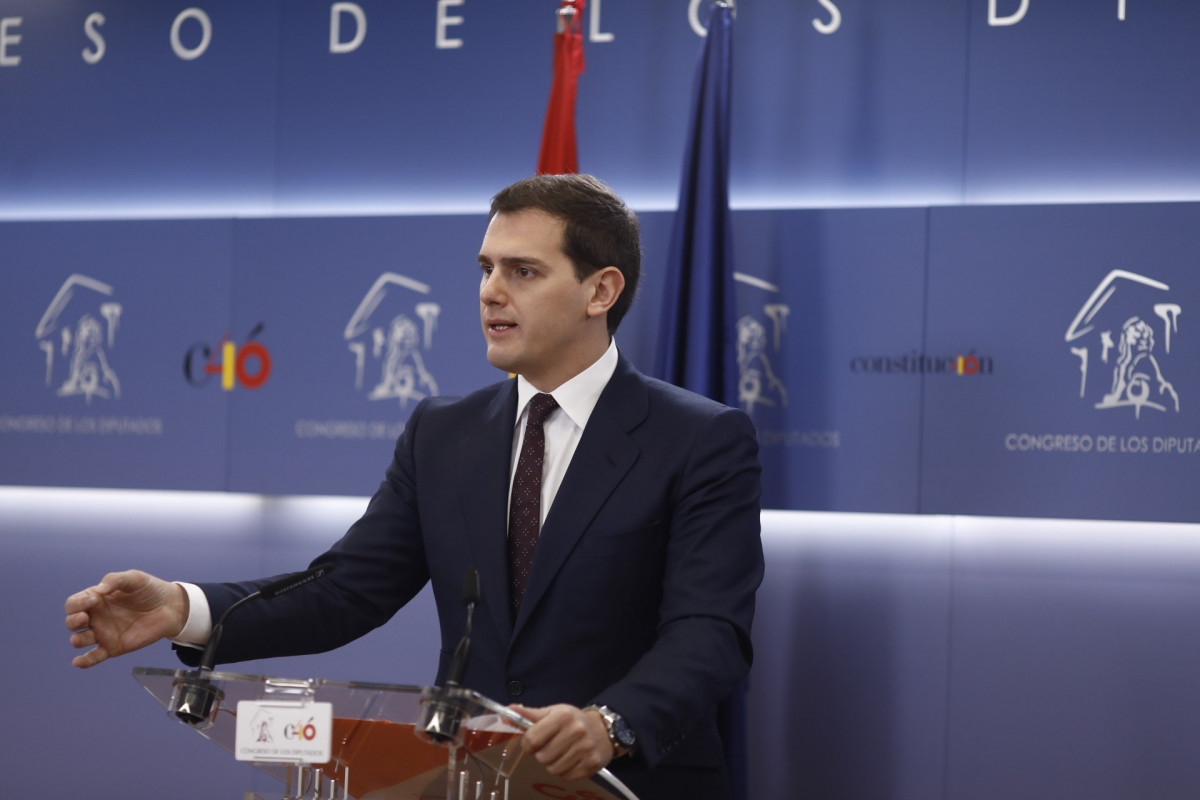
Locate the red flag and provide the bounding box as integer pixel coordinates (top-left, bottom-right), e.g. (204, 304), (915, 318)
(537, 0), (586, 175)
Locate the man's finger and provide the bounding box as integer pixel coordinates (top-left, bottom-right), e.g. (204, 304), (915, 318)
(538, 739), (604, 781)
(72, 646), (108, 669)
(510, 704), (545, 723)
(514, 705), (557, 751)
(99, 571), (140, 593)
(64, 610), (91, 632)
(64, 586), (102, 615)
(69, 629), (96, 649)
(522, 722), (553, 753)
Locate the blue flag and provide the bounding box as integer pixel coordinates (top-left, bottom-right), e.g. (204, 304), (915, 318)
(654, 1), (737, 406)
(654, 5), (749, 800)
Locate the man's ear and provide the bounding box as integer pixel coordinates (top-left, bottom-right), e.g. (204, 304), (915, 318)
(585, 267), (625, 320)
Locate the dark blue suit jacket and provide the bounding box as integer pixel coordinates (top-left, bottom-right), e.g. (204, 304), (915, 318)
(186, 355), (763, 796)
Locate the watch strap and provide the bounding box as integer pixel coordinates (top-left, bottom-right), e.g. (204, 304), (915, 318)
(584, 704), (634, 758)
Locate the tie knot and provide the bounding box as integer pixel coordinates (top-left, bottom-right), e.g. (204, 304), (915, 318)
(527, 393), (558, 427)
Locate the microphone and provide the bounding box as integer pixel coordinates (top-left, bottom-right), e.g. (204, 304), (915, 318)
(171, 563), (335, 727)
(445, 566), (480, 688)
(419, 566), (479, 745)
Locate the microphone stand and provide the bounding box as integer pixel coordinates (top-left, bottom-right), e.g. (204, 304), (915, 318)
(420, 567), (480, 745)
(170, 564), (334, 727)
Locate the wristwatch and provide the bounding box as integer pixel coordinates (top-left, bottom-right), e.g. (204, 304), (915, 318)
(584, 704), (636, 758)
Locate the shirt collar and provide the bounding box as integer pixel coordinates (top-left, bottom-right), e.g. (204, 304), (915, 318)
(515, 338), (619, 430)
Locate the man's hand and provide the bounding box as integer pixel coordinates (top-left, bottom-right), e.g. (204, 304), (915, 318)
(64, 570), (188, 668)
(512, 703), (614, 782)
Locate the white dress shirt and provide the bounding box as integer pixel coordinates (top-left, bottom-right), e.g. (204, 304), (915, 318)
(509, 338), (618, 528)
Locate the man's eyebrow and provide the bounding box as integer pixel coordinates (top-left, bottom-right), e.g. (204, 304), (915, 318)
(477, 255), (550, 268)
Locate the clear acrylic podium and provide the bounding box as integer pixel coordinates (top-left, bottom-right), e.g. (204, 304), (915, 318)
(134, 667), (637, 800)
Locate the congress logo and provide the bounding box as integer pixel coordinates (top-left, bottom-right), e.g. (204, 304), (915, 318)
(344, 272), (440, 407)
(1065, 270), (1182, 419)
(733, 271), (789, 414)
(35, 274), (122, 403)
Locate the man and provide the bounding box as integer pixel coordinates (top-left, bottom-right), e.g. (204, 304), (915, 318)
(65, 174), (764, 799)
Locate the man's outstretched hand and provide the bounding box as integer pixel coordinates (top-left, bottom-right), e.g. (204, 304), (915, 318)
(65, 570), (188, 668)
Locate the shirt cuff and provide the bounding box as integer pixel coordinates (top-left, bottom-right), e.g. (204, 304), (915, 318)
(169, 582), (212, 648)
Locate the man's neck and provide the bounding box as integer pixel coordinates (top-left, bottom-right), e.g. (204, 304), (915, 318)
(522, 336), (613, 393)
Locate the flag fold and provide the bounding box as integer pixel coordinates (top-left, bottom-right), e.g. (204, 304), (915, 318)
(654, 2), (737, 405)
(537, 0), (586, 175)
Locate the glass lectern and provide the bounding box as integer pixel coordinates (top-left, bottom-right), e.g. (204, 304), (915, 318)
(134, 667), (637, 800)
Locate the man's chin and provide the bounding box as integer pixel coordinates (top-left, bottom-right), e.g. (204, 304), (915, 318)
(485, 350), (517, 376)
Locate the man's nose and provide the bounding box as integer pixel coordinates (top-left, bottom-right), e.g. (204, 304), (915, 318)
(480, 273), (505, 304)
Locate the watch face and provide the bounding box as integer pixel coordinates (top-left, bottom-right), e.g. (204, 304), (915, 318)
(613, 717), (636, 747)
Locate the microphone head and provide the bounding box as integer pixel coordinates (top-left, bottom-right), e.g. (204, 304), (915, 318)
(170, 674), (223, 728)
(461, 566), (480, 607)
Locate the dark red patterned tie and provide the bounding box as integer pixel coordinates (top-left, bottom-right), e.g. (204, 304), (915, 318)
(508, 392), (558, 615)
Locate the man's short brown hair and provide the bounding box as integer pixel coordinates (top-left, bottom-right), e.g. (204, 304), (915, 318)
(490, 174), (641, 334)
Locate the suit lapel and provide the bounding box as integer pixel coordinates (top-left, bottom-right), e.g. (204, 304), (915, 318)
(456, 380), (519, 641)
(513, 358), (648, 638)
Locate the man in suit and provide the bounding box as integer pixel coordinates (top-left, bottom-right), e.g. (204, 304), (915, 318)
(65, 174), (764, 799)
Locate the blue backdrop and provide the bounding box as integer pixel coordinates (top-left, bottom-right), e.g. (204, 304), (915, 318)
(2, 3), (1198, 516)
(4, 4), (1200, 800)
(4, 1), (1200, 211)
(4, 204), (1194, 520)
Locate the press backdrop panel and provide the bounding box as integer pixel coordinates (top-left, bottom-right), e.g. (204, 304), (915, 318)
(0, 219), (233, 490)
(921, 203), (1200, 523)
(3, 1), (1198, 210)
(729, 0), (970, 205)
(226, 215), (500, 496)
(3, 203), (1195, 520)
(732, 208), (929, 513)
(0, 2), (280, 211)
(964, 2), (1200, 201)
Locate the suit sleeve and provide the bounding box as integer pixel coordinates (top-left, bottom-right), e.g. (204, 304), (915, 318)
(177, 399), (433, 667)
(595, 406), (763, 767)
